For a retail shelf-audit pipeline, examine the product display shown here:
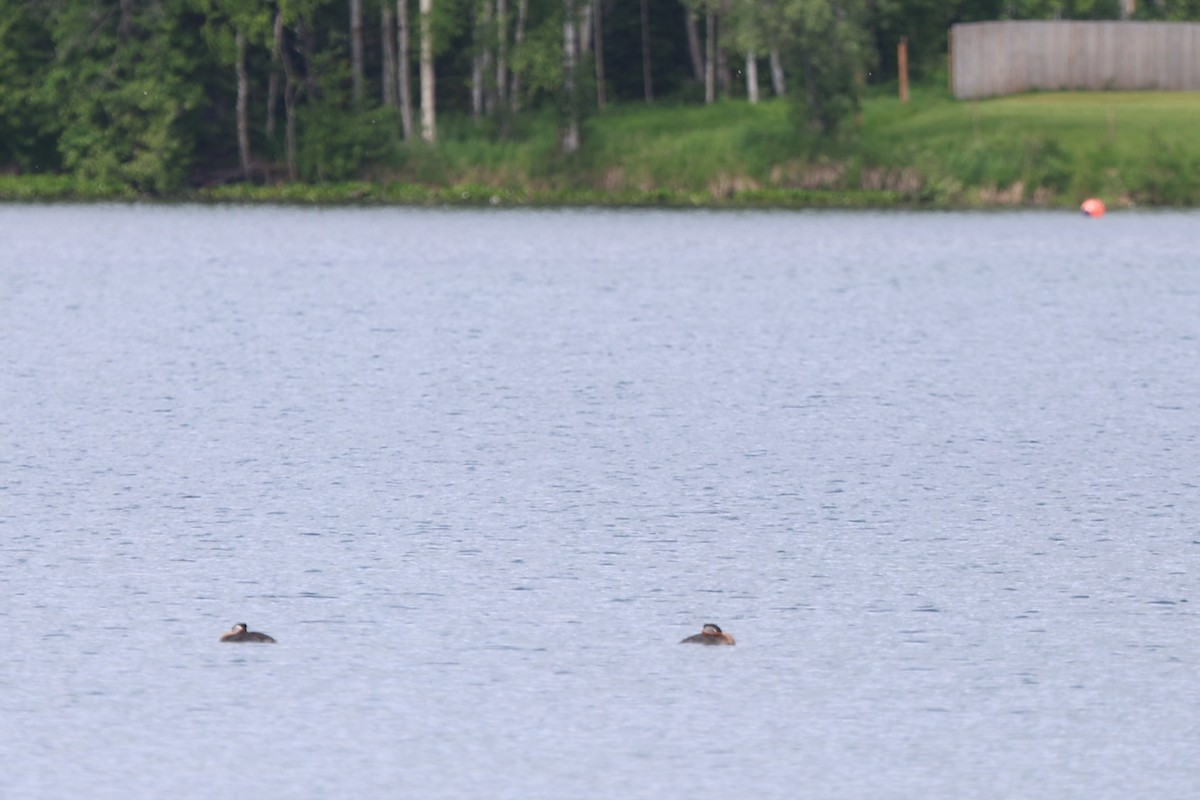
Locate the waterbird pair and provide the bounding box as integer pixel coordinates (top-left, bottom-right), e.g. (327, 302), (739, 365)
(220, 621), (735, 645)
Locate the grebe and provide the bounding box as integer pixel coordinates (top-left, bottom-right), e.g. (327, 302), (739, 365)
(219, 623), (276, 643)
(680, 623), (735, 645)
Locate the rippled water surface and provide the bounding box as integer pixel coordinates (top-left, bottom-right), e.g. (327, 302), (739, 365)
(3, 205), (1199, 799)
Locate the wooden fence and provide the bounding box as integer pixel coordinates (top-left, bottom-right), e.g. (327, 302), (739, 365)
(949, 21), (1200, 98)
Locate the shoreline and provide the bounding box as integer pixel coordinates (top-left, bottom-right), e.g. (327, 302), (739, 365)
(4, 89), (1198, 210)
(0, 176), (1143, 211)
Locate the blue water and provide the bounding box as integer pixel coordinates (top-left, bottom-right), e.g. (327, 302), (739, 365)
(3, 205), (1199, 799)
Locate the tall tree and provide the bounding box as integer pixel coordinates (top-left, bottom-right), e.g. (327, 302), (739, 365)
(509, 0), (529, 111)
(398, 0), (414, 139)
(727, 0), (778, 103)
(595, 0), (607, 108)
(705, 7), (716, 102)
(769, 49), (785, 96)
(43, 0), (204, 192)
(684, 0), (728, 102)
(685, 7), (704, 82)
(744, 50), (759, 102)
(419, 0), (436, 142)
(471, 0), (493, 119)
(195, 0), (272, 180)
(561, 0), (580, 152)
(382, 2), (398, 106)
(234, 28), (251, 176)
(780, 0), (872, 135)
(273, 9), (300, 179)
(349, 0), (364, 103)
(497, 0), (510, 108)
(639, 0), (652, 101)
(0, 0), (57, 170)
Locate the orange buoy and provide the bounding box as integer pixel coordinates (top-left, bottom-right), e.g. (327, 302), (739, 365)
(1080, 198), (1106, 217)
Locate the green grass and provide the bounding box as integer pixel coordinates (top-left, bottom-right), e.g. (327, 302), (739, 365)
(5, 86), (1200, 207)
(329, 87), (1200, 207)
(857, 88), (1200, 205)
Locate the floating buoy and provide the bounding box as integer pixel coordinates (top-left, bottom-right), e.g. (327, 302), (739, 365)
(1080, 198), (1106, 217)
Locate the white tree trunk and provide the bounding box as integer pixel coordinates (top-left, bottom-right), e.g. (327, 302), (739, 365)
(769, 49), (785, 97)
(274, 12), (299, 180)
(235, 28), (251, 179)
(472, 0), (493, 119)
(420, 0), (436, 143)
(496, 0), (509, 107)
(704, 12), (715, 104)
(471, 55), (483, 119)
(745, 51), (758, 103)
(578, 1), (592, 54)
(398, 0), (413, 140)
(561, 0), (579, 153)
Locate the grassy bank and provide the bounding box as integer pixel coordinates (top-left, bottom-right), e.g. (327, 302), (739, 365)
(4, 85), (1199, 207)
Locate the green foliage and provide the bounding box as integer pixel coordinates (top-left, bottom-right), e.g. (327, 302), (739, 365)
(4, 0), (1200, 197)
(298, 104), (401, 181)
(998, 0), (1122, 19)
(40, 0), (205, 193)
(783, 0), (875, 137)
(510, 12), (564, 107)
(1141, 131), (1200, 205)
(1133, 0), (1200, 20)
(191, 0), (274, 63)
(0, 0), (58, 169)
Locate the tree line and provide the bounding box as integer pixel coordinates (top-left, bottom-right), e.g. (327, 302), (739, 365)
(1, 0), (1197, 193)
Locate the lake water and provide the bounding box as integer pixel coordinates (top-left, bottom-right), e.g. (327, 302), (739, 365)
(2, 204), (1199, 799)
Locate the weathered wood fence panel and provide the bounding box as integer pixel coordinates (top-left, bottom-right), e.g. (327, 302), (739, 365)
(950, 21), (1200, 98)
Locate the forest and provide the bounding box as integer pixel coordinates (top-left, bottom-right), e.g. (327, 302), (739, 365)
(2, 0), (1199, 196)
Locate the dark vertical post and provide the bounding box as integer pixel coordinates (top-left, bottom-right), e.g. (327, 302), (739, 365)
(640, 0), (653, 102)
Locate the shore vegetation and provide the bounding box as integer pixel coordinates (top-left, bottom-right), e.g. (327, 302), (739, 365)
(4, 85), (1197, 208)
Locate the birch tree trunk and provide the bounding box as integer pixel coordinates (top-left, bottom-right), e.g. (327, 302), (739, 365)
(471, 0), (493, 120)
(496, 0), (509, 108)
(471, 57), (483, 121)
(561, 0), (579, 154)
(420, 0), (436, 143)
(398, 0), (413, 140)
(745, 51), (758, 103)
(769, 49), (785, 97)
(382, 4), (398, 107)
(349, 0), (364, 104)
(704, 12), (715, 104)
(578, 1), (592, 54)
(235, 28), (251, 180)
(274, 11), (299, 180)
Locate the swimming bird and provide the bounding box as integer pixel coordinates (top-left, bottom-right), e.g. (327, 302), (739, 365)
(219, 623), (276, 643)
(680, 623), (735, 645)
